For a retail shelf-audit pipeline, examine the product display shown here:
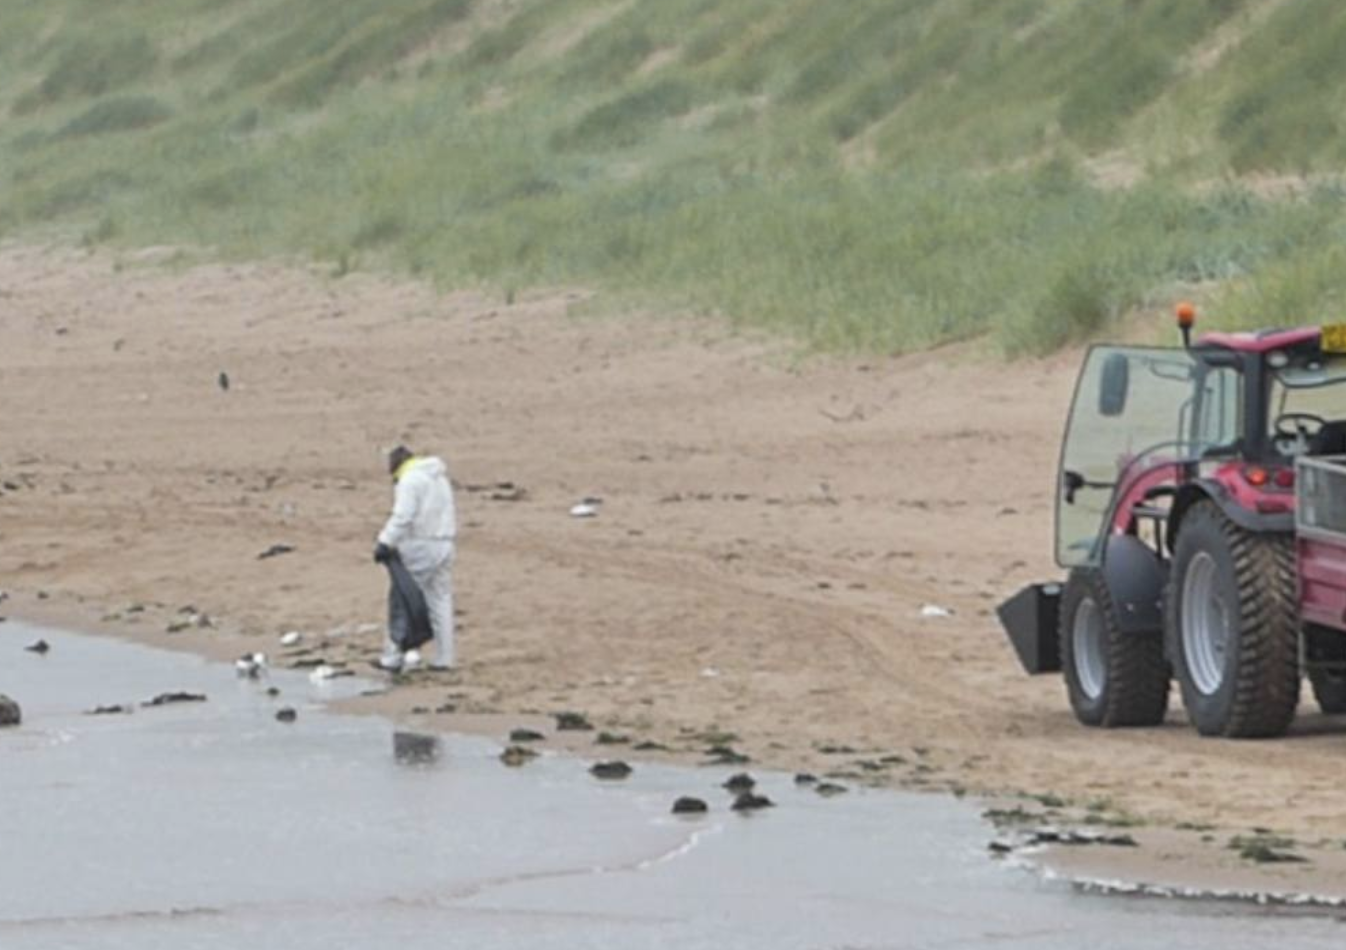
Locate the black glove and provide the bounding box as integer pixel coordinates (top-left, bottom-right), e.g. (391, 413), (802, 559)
(373, 543), (393, 564)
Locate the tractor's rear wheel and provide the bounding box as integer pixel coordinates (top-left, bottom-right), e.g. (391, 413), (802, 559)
(1166, 501), (1299, 738)
(1059, 567), (1168, 727)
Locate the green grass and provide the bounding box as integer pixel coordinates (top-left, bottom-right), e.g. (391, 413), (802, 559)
(55, 96), (174, 138)
(4, 0), (1346, 355)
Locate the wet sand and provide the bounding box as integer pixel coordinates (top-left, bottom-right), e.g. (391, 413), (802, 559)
(6, 243), (1346, 896)
(4, 624), (1346, 950)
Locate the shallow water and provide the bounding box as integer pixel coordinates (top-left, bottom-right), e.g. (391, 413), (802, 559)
(0, 622), (1342, 949)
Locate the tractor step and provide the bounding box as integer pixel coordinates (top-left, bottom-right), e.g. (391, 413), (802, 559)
(997, 582), (1063, 675)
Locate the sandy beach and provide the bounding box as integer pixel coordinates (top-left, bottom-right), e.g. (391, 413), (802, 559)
(6, 243), (1346, 895)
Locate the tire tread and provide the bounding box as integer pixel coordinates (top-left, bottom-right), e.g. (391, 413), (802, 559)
(1169, 501), (1298, 738)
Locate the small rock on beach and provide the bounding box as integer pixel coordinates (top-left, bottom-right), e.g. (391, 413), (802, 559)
(590, 760), (633, 780)
(86, 704), (132, 716)
(500, 745), (540, 767)
(731, 792), (775, 812)
(142, 691), (207, 707)
(672, 797), (709, 815)
(723, 772), (756, 792)
(554, 711), (594, 731)
(703, 744), (750, 765)
(0, 694), (21, 726)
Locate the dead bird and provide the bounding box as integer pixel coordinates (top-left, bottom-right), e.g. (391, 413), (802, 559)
(235, 652), (267, 679)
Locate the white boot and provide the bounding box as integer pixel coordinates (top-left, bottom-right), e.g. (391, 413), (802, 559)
(378, 638), (404, 672)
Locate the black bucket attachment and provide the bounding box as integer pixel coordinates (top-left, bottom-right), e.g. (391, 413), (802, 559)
(997, 582), (1063, 675)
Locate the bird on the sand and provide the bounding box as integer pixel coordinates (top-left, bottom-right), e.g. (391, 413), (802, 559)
(235, 652), (267, 679)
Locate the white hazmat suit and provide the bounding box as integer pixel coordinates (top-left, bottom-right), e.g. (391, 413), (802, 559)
(378, 456), (456, 669)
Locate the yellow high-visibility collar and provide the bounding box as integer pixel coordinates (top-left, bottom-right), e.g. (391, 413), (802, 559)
(393, 456), (420, 482)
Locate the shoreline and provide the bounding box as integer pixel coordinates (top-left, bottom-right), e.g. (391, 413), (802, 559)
(12, 592), (1346, 911)
(6, 244), (1346, 905)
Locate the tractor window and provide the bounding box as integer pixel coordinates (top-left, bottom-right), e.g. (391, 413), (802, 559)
(1056, 346), (1198, 567)
(1195, 366), (1241, 453)
(1271, 353), (1346, 458)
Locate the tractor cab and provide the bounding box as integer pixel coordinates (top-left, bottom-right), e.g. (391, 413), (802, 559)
(1057, 326), (1346, 570)
(1000, 306), (1346, 738)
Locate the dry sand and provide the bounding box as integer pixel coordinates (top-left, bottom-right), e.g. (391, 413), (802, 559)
(5, 243), (1346, 897)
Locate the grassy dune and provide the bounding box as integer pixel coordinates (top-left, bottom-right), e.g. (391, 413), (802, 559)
(4, 0), (1346, 352)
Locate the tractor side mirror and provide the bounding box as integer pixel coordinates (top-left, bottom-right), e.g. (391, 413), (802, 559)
(1098, 353), (1130, 417)
(1062, 469), (1085, 505)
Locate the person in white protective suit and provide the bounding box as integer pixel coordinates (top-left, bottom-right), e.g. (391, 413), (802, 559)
(373, 445), (456, 671)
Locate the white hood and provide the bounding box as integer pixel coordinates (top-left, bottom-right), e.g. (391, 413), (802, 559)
(378, 455), (456, 558)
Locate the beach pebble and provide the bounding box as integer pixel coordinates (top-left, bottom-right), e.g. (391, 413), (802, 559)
(794, 772), (818, 785)
(704, 744), (750, 765)
(590, 760), (633, 780)
(672, 796), (709, 815)
(0, 694), (21, 727)
(509, 728), (546, 743)
(275, 707), (298, 723)
(141, 691), (206, 707)
(393, 732), (440, 765)
(86, 704), (131, 716)
(731, 791), (775, 812)
(256, 543), (295, 560)
(554, 711), (594, 731)
(919, 604), (954, 619)
(24, 639), (50, 654)
(815, 782), (849, 797)
(723, 772), (756, 792)
(280, 631), (302, 647)
(500, 745), (539, 767)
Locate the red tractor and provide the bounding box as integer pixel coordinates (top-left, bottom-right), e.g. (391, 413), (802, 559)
(1000, 305), (1346, 737)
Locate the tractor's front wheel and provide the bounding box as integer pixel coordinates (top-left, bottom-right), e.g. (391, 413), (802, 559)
(1166, 501), (1299, 738)
(1059, 567), (1169, 727)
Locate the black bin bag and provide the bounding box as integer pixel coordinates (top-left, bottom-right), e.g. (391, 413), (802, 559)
(386, 553), (434, 652)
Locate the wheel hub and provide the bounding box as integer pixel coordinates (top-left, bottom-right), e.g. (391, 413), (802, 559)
(1072, 596), (1107, 701)
(1182, 551), (1231, 695)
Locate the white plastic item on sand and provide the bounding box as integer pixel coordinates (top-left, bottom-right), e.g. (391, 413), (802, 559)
(569, 502), (599, 518)
(279, 631), (301, 647)
(920, 604), (954, 619)
(308, 664), (337, 683)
